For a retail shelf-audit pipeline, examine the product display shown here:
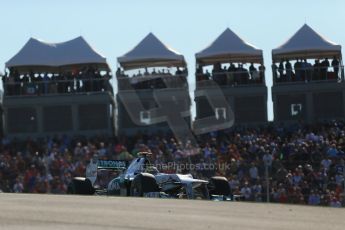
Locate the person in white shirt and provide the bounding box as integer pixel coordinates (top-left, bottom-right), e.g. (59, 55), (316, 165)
(86, 155), (98, 186)
(263, 152), (273, 167)
(240, 182), (252, 201)
(321, 157), (332, 171)
(229, 175), (240, 191)
(249, 163), (259, 183)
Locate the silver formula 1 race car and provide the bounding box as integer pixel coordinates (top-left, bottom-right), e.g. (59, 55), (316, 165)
(68, 152), (231, 200)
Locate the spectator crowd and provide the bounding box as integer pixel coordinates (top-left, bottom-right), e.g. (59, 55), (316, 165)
(272, 57), (343, 83)
(116, 67), (188, 90)
(196, 62), (265, 86)
(1, 66), (113, 96)
(0, 121), (344, 207)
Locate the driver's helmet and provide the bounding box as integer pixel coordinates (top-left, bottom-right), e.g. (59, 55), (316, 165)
(145, 166), (159, 175)
(91, 154), (99, 164)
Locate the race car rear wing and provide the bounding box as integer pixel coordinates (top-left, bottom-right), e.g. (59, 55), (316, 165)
(97, 160), (127, 170)
(86, 160), (127, 186)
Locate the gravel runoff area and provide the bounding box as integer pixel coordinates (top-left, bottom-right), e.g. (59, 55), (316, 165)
(0, 193), (344, 230)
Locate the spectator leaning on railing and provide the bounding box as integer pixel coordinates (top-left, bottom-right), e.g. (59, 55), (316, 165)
(2, 66), (113, 96)
(273, 57), (342, 83)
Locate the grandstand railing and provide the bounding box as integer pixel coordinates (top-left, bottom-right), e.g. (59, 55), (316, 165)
(272, 65), (345, 85)
(195, 69), (266, 88)
(117, 74), (189, 90)
(2, 78), (113, 97)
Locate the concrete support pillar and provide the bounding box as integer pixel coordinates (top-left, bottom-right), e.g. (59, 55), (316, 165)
(306, 92), (313, 124)
(228, 96), (235, 112)
(3, 108), (8, 134)
(342, 89), (345, 119)
(36, 106), (43, 133)
(272, 93), (277, 122)
(71, 104), (78, 132)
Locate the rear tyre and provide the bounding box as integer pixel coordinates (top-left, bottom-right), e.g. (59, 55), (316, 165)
(67, 177), (95, 195)
(130, 173), (160, 197)
(208, 176), (231, 197)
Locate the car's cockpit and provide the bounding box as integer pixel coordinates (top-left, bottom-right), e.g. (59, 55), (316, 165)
(125, 153), (159, 178)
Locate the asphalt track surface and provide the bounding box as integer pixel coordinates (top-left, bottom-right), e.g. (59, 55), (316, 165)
(0, 193), (344, 230)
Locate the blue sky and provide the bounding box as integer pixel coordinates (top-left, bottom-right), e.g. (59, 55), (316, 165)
(1, 0), (344, 120)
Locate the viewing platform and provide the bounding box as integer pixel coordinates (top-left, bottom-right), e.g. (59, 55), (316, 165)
(271, 24), (344, 123)
(2, 36), (115, 138)
(194, 28), (268, 126)
(116, 33), (191, 136)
